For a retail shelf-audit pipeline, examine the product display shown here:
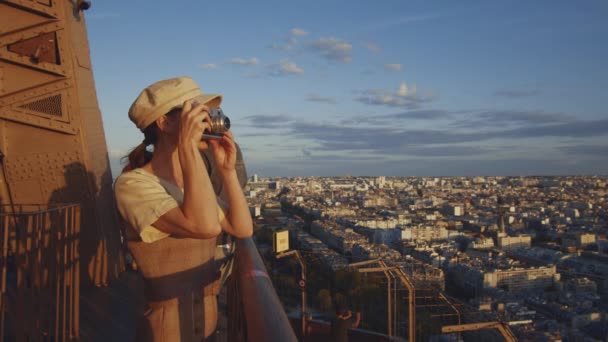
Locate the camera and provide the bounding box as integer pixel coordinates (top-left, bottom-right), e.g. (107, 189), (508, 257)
(203, 107), (230, 139)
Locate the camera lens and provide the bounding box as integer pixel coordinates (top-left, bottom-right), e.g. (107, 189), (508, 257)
(207, 108), (231, 133)
(224, 117), (231, 130)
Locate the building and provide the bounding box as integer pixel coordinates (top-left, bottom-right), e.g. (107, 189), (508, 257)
(578, 233), (596, 247)
(250, 206), (261, 217)
(498, 235), (532, 251)
(444, 204), (463, 217)
(472, 237), (495, 250)
(310, 220), (367, 254)
(360, 196), (398, 208)
(483, 266), (559, 293)
(294, 230), (349, 271)
(565, 277), (597, 294)
(401, 225), (449, 242)
(562, 233), (597, 250)
(352, 242), (401, 262)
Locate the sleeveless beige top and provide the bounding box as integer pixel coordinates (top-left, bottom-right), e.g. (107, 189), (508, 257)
(114, 168), (224, 341)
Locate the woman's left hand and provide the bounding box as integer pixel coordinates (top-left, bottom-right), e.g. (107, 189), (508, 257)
(209, 131), (237, 173)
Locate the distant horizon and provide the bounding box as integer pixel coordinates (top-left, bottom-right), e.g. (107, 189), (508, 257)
(109, 157), (608, 180)
(248, 174), (608, 179)
(92, 1), (608, 178)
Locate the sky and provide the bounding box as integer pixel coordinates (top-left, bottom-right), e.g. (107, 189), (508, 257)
(85, 0), (608, 178)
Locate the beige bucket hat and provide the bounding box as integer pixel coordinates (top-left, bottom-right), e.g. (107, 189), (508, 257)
(128, 76), (222, 131)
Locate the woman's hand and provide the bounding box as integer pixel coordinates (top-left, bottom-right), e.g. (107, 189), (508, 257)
(209, 131), (237, 173)
(178, 100), (210, 146)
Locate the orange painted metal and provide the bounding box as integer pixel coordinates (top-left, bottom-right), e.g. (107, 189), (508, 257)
(0, 0), (123, 290)
(0, 1), (123, 340)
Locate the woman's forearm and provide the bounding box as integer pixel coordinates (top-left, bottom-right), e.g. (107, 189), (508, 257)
(221, 170), (253, 237)
(179, 141), (220, 236)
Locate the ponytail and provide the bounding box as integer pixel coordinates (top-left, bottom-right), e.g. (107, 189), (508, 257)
(121, 123), (158, 172)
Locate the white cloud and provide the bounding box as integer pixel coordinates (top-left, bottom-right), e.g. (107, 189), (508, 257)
(279, 59), (304, 75)
(310, 37), (352, 63)
(355, 81), (432, 109)
(363, 42), (381, 53)
(397, 82), (417, 97)
(355, 91), (408, 107)
(229, 57), (259, 66)
(291, 28), (309, 37)
(270, 28), (310, 50)
(384, 63), (403, 72)
(200, 63), (218, 70)
(267, 59), (304, 76)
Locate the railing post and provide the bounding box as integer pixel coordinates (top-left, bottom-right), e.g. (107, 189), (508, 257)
(234, 238), (298, 342)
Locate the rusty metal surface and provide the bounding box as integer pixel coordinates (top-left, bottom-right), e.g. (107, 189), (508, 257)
(7, 31), (59, 65)
(0, 0), (123, 293)
(0, 20), (68, 77)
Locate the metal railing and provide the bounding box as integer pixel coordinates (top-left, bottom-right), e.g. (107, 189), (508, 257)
(227, 238), (298, 341)
(0, 204), (80, 341)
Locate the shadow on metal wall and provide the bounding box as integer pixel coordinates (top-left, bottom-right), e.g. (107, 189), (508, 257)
(0, 160), (123, 341)
(0, 202), (80, 341)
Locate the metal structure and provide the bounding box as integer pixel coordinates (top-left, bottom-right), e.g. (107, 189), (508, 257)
(0, 0), (123, 288)
(350, 259), (416, 342)
(442, 321), (517, 342)
(1, 204), (80, 341)
(349, 258), (518, 342)
(276, 249), (307, 337)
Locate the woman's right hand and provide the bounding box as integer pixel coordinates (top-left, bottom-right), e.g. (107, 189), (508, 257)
(178, 100), (211, 146)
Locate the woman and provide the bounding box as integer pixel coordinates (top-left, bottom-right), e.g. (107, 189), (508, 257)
(114, 76), (253, 341)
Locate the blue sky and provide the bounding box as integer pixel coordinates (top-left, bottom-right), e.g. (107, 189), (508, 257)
(86, 1), (608, 177)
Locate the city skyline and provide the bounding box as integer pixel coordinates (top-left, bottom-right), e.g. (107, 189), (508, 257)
(251, 174), (607, 340)
(86, 1), (608, 177)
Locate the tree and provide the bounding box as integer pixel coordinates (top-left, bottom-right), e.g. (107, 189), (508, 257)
(316, 289), (333, 313)
(333, 269), (361, 294)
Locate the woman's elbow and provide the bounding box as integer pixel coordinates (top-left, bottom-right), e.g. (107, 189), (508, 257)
(230, 220), (253, 238)
(241, 219), (254, 238)
(234, 228), (253, 239)
(189, 220), (222, 239)
(194, 229), (222, 239)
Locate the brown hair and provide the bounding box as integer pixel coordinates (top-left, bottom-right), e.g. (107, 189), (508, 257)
(121, 123), (158, 172)
(121, 108), (180, 173)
